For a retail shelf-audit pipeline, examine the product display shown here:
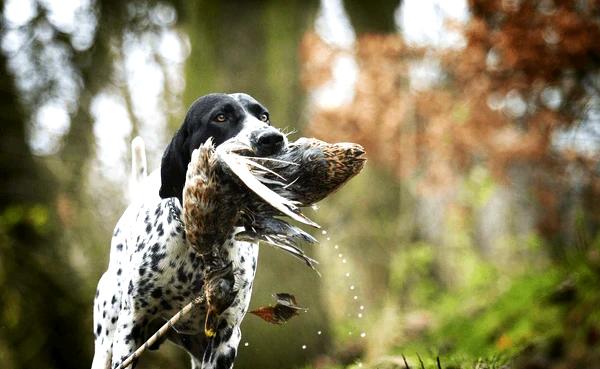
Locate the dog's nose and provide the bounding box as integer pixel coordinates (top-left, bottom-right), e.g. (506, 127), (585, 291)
(255, 130), (284, 156)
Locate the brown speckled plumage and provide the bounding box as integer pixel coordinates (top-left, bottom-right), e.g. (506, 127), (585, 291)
(245, 137), (366, 207)
(183, 139), (242, 258)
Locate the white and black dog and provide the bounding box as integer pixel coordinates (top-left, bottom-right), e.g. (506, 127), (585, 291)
(92, 93), (286, 369)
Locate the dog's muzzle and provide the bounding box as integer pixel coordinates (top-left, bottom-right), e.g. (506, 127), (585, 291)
(251, 127), (285, 156)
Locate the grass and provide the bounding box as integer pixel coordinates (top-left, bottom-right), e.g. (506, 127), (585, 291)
(304, 245), (600, 369)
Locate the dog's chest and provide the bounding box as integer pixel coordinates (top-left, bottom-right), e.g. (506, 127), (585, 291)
(118, 199), (259, 333)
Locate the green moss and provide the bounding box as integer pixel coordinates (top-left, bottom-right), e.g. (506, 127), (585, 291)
(307, 247), (600, 369)
(431, 271), (562, 358)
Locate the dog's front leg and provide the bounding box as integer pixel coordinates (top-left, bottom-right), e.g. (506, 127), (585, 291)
(110, 301), (145, 369)
(91, 271), (120, 369)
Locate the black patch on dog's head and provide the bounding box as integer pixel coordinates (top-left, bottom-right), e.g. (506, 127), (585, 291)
(159, 93), (270, 202)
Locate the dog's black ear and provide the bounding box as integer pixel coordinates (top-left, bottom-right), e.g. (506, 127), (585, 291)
(159, 127), (190, 202)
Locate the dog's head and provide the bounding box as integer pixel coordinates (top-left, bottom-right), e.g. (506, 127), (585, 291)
(159, 93), (286, 201)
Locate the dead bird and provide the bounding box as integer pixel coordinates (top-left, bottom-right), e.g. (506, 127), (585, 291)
(182, 139), (243, 341)
(181, 136), (365, 339)
(215, 137), (366, 268)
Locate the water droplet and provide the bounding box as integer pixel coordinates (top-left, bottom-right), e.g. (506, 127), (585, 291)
(326, 237), (331, 241)
(360, 305), (364, 310)
(358, 362), (363, 367)
(244, 342), (249, 347)
(311, 204), (319, 211)
(353, 295), (358, 300)
(350, 285), (355, 290)
(342, 259), (347, 264)
(334, 245), (339, 249)
(348, 331), (353, 335)
(321, 230), (327, 235)
(345, 272), (351, 278)
(317, 330), (322, 335)
(302, 345), (307, 350)
(358, 313), (363, 318)
(360, 332), (366, 338)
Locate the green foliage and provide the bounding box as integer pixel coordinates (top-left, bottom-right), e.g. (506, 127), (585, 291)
(389, 241), (439, 308)
(310, 241), (600, 369)
(428, 270), (562, 358)
(460, 166), (496, 209)
(0, 205), (50, 235)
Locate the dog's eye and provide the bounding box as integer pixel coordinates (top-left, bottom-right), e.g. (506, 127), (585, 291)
(214, 114), (226, 123)
(259, 113), (269, 122)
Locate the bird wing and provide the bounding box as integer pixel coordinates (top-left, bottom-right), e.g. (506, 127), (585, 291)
(218, 149), (319, 228)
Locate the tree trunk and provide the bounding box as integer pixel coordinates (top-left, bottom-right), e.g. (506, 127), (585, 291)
(0, 17), (92, 369)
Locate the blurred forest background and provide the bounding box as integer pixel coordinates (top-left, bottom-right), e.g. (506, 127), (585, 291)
(1, 0), (599, 368)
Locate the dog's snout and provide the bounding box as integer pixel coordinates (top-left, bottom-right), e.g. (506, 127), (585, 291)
(255, 130), (284, 156)
(258, 131), (284, 146)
